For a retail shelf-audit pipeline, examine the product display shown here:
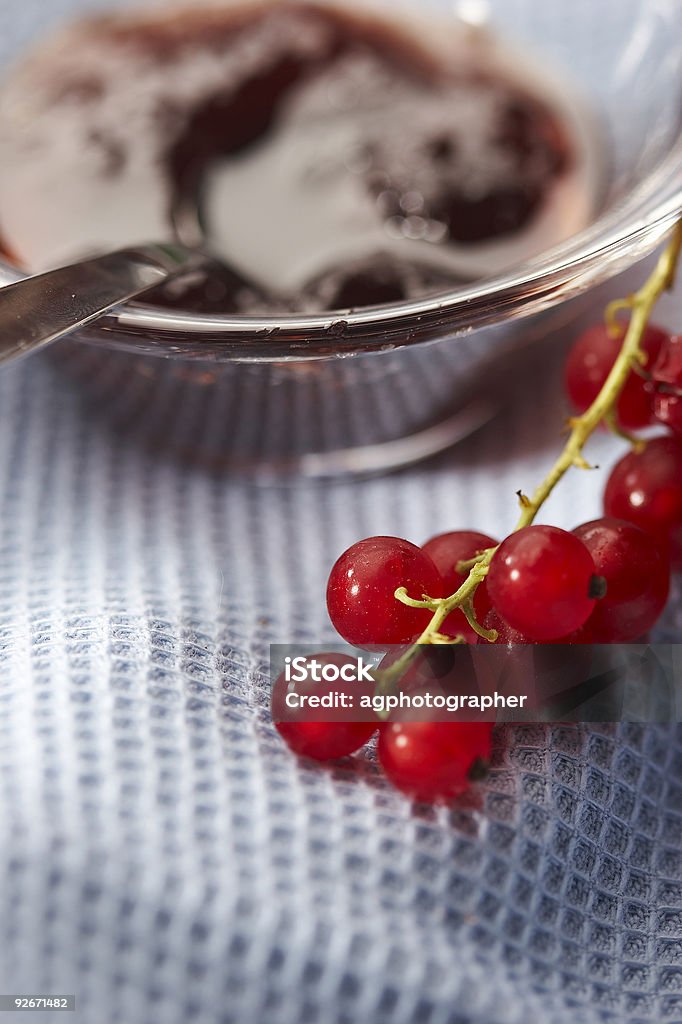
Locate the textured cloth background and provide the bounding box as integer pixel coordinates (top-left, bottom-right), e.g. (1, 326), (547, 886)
(0, 269), (681, 1024)
(1, 0), (682, 1019)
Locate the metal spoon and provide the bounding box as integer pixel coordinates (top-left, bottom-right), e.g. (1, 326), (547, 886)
(0, 242), (208, 367)
(0, 186), (224, 367)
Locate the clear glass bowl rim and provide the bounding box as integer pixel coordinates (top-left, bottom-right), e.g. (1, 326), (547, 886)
(0, 25), (680, 360)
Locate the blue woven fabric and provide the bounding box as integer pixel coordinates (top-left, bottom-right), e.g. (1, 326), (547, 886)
(0, 277), (681, 1024)
(0, 2), (681, 1021)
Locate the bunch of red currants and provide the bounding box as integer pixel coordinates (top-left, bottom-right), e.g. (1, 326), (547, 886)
(274, 322), (682, 804)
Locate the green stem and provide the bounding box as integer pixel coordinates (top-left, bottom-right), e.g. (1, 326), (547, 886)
(377, 222), (682, 691)
(514, 223), (681, 529)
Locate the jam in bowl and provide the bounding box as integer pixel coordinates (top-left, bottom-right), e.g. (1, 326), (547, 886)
(0, 0), (680, 475)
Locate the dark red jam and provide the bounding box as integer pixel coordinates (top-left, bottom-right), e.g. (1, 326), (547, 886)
(0, 2), (600, 313)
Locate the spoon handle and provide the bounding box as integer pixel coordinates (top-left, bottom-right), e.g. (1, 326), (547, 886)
(0, 243), (201, 366)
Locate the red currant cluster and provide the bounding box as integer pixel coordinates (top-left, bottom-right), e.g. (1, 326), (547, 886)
(274, 309), (682, 804)
(566, 321), (682, 565)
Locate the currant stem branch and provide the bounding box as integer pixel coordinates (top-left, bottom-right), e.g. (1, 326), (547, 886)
(379, 223), (682, 691)
(515, 222), (681, 530)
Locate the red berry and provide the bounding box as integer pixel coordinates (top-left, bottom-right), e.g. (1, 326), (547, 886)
(564, 322), (668, 429)
(653, 392), (682, 435)
(378, 644), (460, 688)
(378, 720), (494, 802)
(573, 517), (669, 641)
(421, 530), (497, 641)
(480, 608), (593, 645)
(473, 610), (606, 724)
(486, 526), (600, 641)
(652, 334), (682, 388)
(651, 335), (682, 436)
(276, 719), (376, 761)
(474, 609), (594, 714)
(604, 435), (682, 547)
(272, 653), (377, 761)
(377, 644), (483, 719)
(326, 537), (443, 649)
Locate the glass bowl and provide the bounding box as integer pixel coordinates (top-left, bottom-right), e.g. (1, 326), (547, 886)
(0, 0), (680, 476)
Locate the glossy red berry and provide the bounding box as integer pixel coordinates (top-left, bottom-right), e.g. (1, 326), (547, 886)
(651, 335), (682, 436)
(326, 537), (443, 649)
(653, 392), (682, 435)
(421, 530), (497, 641)
(604, 435), (682, 546)
(487, 526), (600, 641)
(652, 333), (682, 388)
(377, 644), (482, 720)
(573, 517), (669, 641)
(564, 322), (668, 429)
(273, 653), (377, 761)
(480, 608), (593, 645)
(276, 719), (377, 761)
(377, 720), (494, 802)
(474, 609), (594, 716)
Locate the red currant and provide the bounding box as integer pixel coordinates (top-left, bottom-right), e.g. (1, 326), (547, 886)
(272, 653), (377, 761)
(573, 517), (669, 641)
(379, 644), (459, 688)
(651, 335), (682, 436)
(603, 436), (682, 550)
(474, 609), (595, 722)
(276, 719), (377, 761)
(377, 644), (482, 721)
(377, 720), (494, 802)
(653, 392), (682, 435)
(421, 530), (496, 641)
(564, 322), (668, 429)
(652, 333), (682, 388)
(480, 608), (593, 645)
(486, 526), (600, 641)
(326, 537), (443, 649)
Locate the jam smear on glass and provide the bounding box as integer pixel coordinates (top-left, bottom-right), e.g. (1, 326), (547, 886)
(0, 2), (600, 313)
